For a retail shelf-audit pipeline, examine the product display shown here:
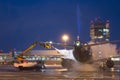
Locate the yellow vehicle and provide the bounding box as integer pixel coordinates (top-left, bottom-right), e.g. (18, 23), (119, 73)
(13, 41), (51, 71)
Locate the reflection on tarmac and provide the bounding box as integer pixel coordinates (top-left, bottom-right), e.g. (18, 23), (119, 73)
(0, 65), (120, 80)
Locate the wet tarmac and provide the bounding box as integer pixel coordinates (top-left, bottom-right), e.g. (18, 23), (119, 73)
(0, 65), (120, 80)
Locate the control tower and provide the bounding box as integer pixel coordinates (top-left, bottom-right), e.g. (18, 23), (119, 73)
(90, 18), (110, 42)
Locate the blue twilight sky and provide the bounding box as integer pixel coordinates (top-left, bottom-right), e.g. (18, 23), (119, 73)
(0, 0), (120, 52)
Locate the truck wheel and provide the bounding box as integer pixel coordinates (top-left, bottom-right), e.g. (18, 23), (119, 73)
(19, 66), (23, 71)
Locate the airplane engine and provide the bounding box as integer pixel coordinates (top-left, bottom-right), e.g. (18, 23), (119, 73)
(105, 58), (114, 68)
(73, 46), (92, 63)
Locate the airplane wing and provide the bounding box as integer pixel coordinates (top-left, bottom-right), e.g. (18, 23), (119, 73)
(83, 40), (119, 47)
(49, 40), (119, 48)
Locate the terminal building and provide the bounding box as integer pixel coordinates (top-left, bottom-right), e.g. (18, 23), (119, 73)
(0, 52), (12, 64)
(24, 50), (63, 65)
(0, 50), (63, 65)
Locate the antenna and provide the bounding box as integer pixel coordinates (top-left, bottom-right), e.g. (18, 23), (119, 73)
(77, 35), (80, 40)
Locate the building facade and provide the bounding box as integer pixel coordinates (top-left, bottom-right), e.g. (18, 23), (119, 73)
(90, 18), (110, 42)
(0, 50), (63, 65)
(0, 52), (12, 64)
(89, 18), (117, 61)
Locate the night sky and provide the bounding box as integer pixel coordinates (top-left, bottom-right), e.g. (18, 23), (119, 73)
(0, 0), (120, 52)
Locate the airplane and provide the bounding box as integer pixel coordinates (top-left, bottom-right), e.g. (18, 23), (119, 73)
(45, 36), (119, 71)
(12, 38), (118, 71)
